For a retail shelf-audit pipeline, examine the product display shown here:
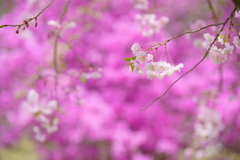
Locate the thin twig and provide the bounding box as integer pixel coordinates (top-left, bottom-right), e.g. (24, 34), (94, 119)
(52, 0), (71, 103)
(50, 0), (72, 123)
(0, 0), (54, 29)
(141, 8), (236, 110)
(208, 0), (223, 94)
(59, 37), (95, 68)
(53, 0), (71, 74)
(148, 22), (226, 51)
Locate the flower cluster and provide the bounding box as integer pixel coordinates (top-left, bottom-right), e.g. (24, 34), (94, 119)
(202, 33), (234, 64)
(126, 43), (184, 79)
(135, 14), (169, 37)
(22, 89), (59, 142)
(132, 0), (169, 37)
(184, 106), (224, 159)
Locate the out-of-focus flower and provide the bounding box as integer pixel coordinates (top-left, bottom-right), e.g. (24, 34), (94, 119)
(233, 35), (240, 48)
(190, 19), (207, 30)
(33, 126), (46, 142)
(135, 14), (169, 37)
(22, 89), (57, 115)
(133, 0), (148, 10)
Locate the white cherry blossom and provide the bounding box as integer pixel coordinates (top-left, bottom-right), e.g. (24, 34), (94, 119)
(209, 46), (227, 64)
(136, 51), (152, 64)
(223, 43), (234, 55)
(202, 33), (215, 49)
(131, 43), (142, 54)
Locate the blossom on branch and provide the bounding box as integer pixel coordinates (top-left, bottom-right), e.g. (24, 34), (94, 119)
(22, 89), (59, 142)
(125, 43), (184, 79)
(202, 33), (234, 64)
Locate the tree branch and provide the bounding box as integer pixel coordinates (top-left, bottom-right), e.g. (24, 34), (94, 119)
(0, 0), (54, 33)
(148, 22), (225, 51)
(141, 8), (237, 110)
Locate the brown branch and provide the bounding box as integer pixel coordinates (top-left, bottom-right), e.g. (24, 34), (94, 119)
(141, 8), (236, 110)
(0, 0), (55, 32)
(53, 0), (71, 74)
(207, 0), (219, 23)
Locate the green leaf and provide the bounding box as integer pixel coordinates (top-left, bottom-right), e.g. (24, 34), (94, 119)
(130, 65), (135, 71)
(123, 56), (136, 62)
(126, 63), (135, 71)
